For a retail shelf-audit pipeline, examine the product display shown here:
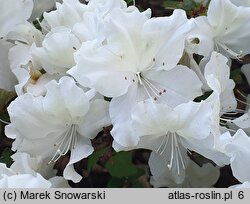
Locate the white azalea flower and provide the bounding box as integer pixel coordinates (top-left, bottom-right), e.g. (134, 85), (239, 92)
(187, 0), (250, 58)
(5, 76), (110, 182)
(43, 0), (87, 30)
(129, 99), (213, 182)
(0, 0), (33, 38)
(0, 152), (69, 188)
(149, 152), (220, 187)
(6, 22), (47, 96)
(0, 169), (51, 188)
(33, 27), (81, 75)
(69, 9), (202, 147)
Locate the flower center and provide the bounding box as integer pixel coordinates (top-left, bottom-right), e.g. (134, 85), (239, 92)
(136, 72), (166, 101)
(215, 40), (243, 60)
(156, 132), (187, 175)
(48, 124), (78, 164)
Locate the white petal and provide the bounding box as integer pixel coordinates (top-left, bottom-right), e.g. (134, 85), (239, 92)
(208, 0), (250, 56)
(43, 76), (90, 119)
(143, 9), (191, 71)
(77, 99), (110, 139)
(110, 84), (145, 147)
(0, 0), (33, 38)
(176, 101), (212, 139)
(68, 40), (134, 97)
(233, 112), (250, 129)
(145, 65), (202, 107)
(0, 174), (51, 188)
(204, 51), (230, 94)
(225, 129), (250, 182)
(63, 137), (93, 183)
(132, 100), (178, 137)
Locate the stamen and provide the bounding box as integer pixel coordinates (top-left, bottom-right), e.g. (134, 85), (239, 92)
(216, 41), (243, 60)
(236, 98), (250, 106)
(143, 77), (162, 95)
(220, 118), (233, 123)
(36, 18), (50, 33)
(174, 135), (180, 175)
(142, 78), (160, 97)
(159, 136), (169, 155)
(235, 108), (247, 113)
(0, 118), (10, 125)
(48, 124), (78, 164)
(167, 134), (174, 169)
(175, 135), (186, 170)
(236, 89), (248, 100)
(156, 135), (166, 153)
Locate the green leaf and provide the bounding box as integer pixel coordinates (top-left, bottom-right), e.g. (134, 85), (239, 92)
(105, 151), (138, 178)
(163, 0), (183, 10)
(87, 147), (108, 172)
(107, 177), (125, 188)
(128, 167), (145, 180)
(0, 148), (13, 167)
(230, 69), (243, 84)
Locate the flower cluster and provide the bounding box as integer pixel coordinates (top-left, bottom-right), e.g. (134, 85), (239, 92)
(1, 0), (250, 188)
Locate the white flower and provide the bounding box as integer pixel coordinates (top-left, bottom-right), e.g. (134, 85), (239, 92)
(0, 168), (51, 188)
(187, 0), (250, 58)
(0, 152), (69, 188)
(5, 76), (110, 182)
(33, 27), (81, 75)
(0, 0), (33, 38)
(69, 9), (202, 147)
(7, 22), (47, 96)
(149, 152), (220, 187)
(129, 99), (213, 182)
(43, 0), (88, 30)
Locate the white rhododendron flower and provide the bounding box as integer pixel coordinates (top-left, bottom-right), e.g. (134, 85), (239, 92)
(69, 8), (202, 148)
(129, 100), (213, 182)
(33, 27), (81, 75)
(0, 152), (68, 188)
(1, 0), (250, 188)
(5, 76), (110, 182)
(187, 0), (250, 58)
